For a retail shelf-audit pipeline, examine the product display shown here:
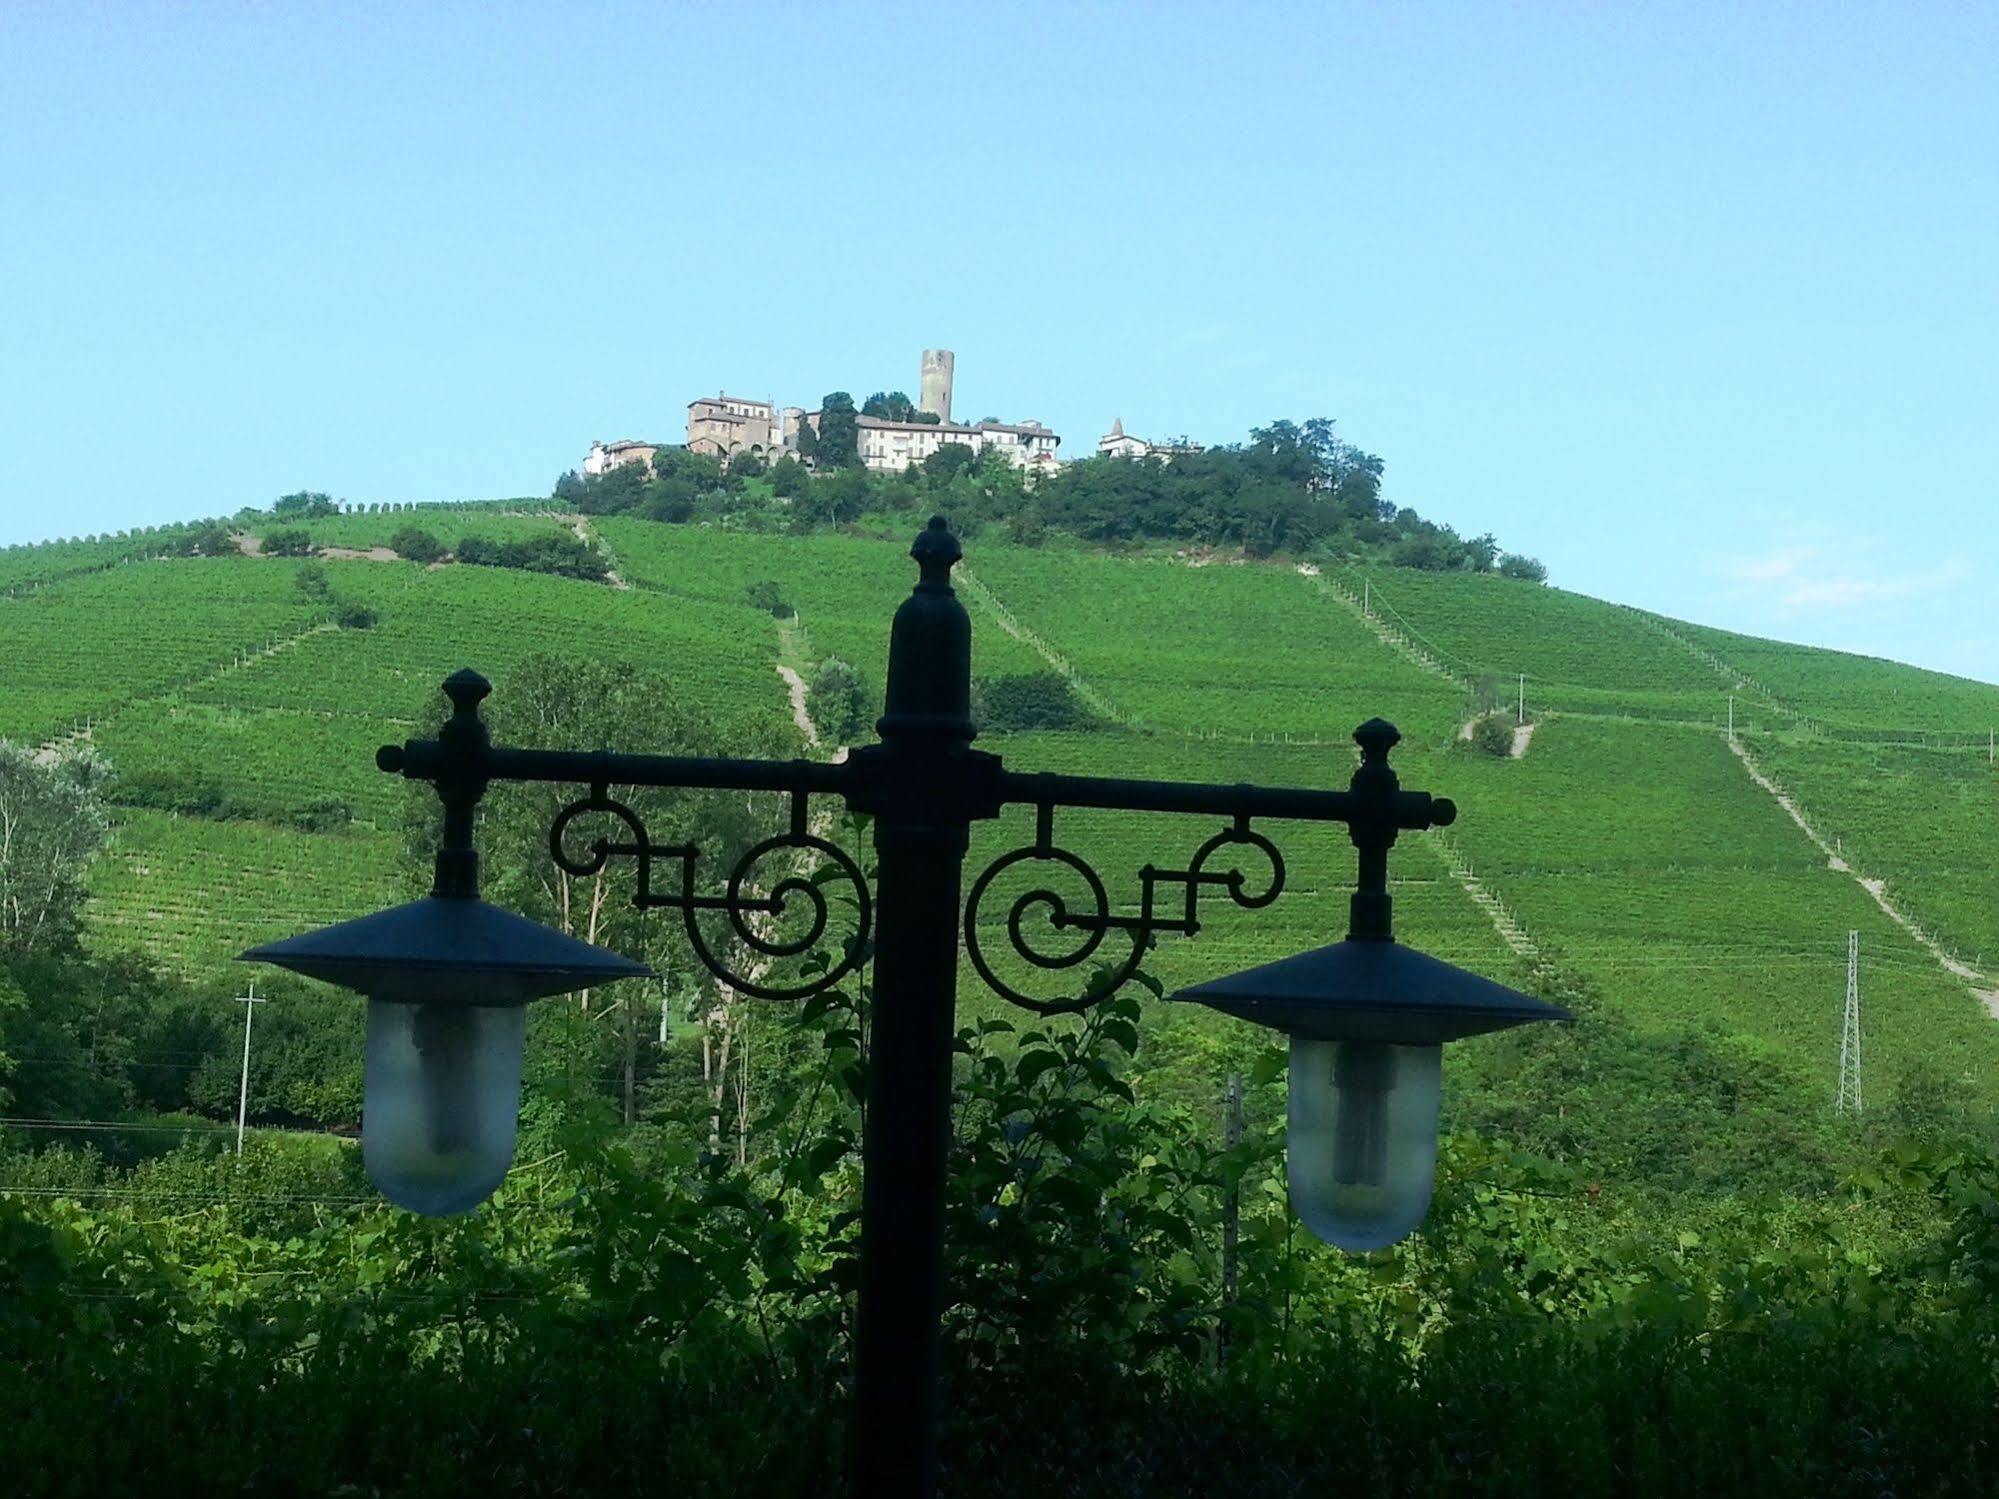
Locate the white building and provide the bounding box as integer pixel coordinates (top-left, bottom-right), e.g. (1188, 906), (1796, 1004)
(840, 414), (1060, 474)
(583, 439), (661, 476)
(1097, 418), (1203, 462)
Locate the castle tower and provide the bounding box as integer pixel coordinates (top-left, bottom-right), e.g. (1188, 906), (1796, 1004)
(920, 349), (955, 425)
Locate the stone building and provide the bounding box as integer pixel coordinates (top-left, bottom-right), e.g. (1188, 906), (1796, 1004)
(582, 439), (661, 476)
(919, 349), (955, 424)
(686, 394), (785, 461)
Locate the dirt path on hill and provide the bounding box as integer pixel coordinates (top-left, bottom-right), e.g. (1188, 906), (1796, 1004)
(775, 663), (820, 749)
(1727, 734), (1998, 1017)
(567, 514), (628, 589)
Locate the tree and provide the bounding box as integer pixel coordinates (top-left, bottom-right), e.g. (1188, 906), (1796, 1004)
(0, 742), (113, 957)
(728, 450), (767, 480)
(922, 443), (979, 483)
(745, 580), (794, 619)
(389, 526), (446, 564)
(806, 659), (874, 744)
(263, 527), (314, 557)
(862, 391), (919, 422)
(186, 522), (238, 558)
(437, 657), (795, 1137)
(272, 491), (338, 518)
(1499, 553), (1549, 583)
(813, 392), (860, 469)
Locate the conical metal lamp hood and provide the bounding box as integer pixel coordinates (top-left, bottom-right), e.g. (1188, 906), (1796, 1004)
(1176, 939), (1569, 1045)
(242, 896), (653, 1006)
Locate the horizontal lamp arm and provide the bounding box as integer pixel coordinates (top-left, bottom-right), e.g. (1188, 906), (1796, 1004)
(380, 740), (858, 800)
(995, 769), (1454, 831)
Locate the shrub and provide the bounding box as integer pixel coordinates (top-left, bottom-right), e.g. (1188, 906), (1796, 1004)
(976, 672), (1091, 733)
(389, 526), (446, 564)
(746, 580), (795, 619)
(1499, 552), (1549, 583)
(263, 527), (314, 557)
(294, 562), (331, 600)
(334, 603), (376, 630)
(291, 797), (354, 832)
(806, 659), (875, 743)
(457, 532), (609, 582)
(185, 522), (238, 558)
(1469, 712), (1516, 757)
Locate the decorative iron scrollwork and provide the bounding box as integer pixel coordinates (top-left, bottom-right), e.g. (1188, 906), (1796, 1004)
(548, 786), (871, 1002)
(964, 805), (1285, 1015)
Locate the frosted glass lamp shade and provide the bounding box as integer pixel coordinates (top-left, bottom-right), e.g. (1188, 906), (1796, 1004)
(363, 998), (525, 1215)
(1285, 1036), (1441, 1251)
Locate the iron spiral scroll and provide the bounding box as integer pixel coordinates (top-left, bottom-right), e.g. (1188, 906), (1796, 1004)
(547, 787), (872, 1002)
(964, 806), (1285, 1016)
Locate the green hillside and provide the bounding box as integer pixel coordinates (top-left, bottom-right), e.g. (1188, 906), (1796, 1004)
(2, 505), (1994, 1171)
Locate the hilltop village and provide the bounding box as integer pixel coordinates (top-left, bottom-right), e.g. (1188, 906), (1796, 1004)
(581, 348), (1201, 480)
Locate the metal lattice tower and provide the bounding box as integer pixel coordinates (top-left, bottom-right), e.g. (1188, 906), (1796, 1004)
(1836, 930), (1862, 1113)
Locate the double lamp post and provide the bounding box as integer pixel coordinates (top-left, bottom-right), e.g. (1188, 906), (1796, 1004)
(248, 516), (1565, 1497)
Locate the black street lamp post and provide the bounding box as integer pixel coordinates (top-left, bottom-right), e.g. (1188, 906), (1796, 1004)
(248, 517), (1566, 1498)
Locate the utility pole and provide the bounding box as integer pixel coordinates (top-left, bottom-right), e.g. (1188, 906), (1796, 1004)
(1728, 694), (1735, 740)
(1363, 577), (1370, 618)
(1517, 673), (1525, 725)
(234, 980), (264, 1154)
(1220, 1071), (1243, 1360)
(1836, 931), (1861, 1113)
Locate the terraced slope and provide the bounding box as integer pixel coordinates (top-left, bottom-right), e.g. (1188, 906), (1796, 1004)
(0, 508), (1987, 1130)
(967, 545), (1465, 744)
(0, 559), (327, 743)
(1670, 619), (1999, 736)
(1339, 568), (1743, 725)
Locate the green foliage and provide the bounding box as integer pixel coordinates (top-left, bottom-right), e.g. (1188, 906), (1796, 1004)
(0, 741), (113, 957)
(812, 391), (860, 468)
(1499, 551), (1549, 582)
(745, 579), (794, 618)
(389, 525), (447, 564)
(861, 390), (919, 421)
(1468, 711), (1515, 756)
(261, 526), (315, 557)
(456, 531), (609, 582)
(806, 659), (875, 744)
(974, 671), (1093, 732)
(272, 491), (339, 518)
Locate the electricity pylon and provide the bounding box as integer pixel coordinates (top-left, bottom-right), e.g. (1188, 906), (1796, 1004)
(1836, 931), (1861, 1113)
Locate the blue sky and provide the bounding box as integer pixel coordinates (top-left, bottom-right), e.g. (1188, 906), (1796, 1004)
(2, 3), (1992, 680)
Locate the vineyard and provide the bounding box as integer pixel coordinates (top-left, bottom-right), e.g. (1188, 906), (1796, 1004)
(0, 504), (1990, 1137)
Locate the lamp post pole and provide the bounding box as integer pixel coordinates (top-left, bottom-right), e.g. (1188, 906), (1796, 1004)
(846, 520), (985, 1495)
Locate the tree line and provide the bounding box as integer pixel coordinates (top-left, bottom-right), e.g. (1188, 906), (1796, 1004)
(554, 409), (1548, 578)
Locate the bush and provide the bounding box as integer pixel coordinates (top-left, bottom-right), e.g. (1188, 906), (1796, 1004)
(263, 527), (314, 557)
(1499, 552), (1549, 583)
(1469, 712), (1516, 757)
(806, 659), (875, 743)
(290, 797), (354, 832)
(746, 580), (795, 619)
(334, 603), (376, 630)
(975, 672), (1091, 733)
(389, 526), (446, 564)
(295, 562), (331, 600)
(457, 532), (609, 582)
(185, 522), (238, 558)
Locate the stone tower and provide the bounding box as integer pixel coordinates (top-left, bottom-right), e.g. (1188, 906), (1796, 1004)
(919, 349), (955, 425)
